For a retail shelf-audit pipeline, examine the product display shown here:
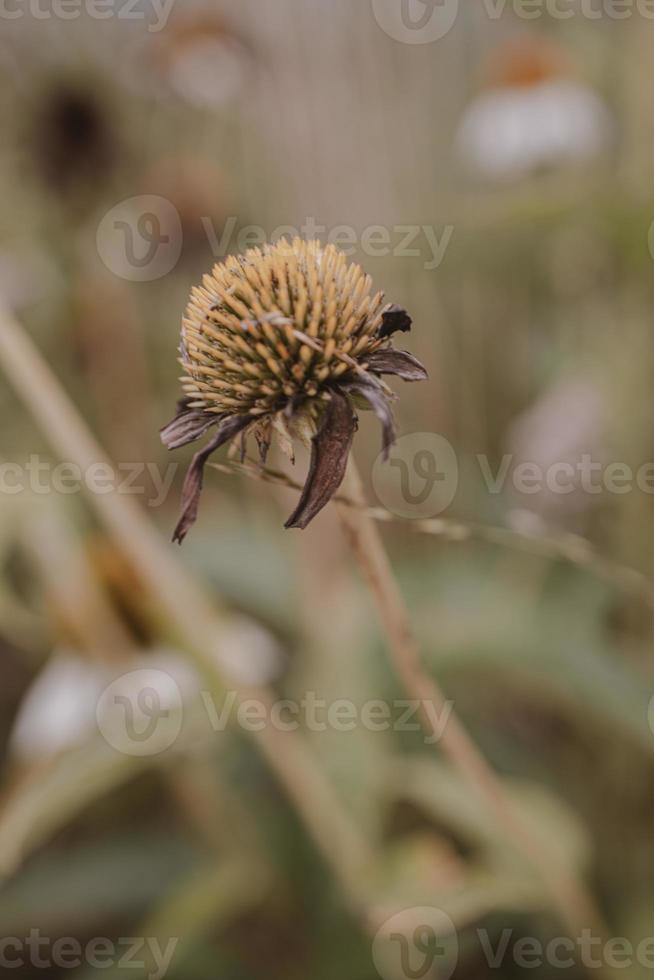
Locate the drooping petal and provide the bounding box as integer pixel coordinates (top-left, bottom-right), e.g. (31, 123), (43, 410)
(365, 349), (428, 382)
(253, 417), (272, 463)
(173, 414), (253, 544)
(377, 304), (412, 340)
(284, 392), (356, 530)
(343, 378), (396, 459)
(161, 398), (220, 450)
(272, 412), (296, 465)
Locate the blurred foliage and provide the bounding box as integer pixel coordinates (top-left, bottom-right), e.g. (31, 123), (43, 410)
(1, 2), (654, 979)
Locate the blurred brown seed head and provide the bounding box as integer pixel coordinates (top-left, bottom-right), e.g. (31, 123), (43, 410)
(31, 81), (115, 194)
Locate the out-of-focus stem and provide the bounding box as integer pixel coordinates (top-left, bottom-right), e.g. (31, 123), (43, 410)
(0, 307), (370, 909)
(336, 460), (613, 967)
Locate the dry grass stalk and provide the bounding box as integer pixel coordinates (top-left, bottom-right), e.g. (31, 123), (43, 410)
(0, 305), (371, 909)
(335, 460), (613, 966)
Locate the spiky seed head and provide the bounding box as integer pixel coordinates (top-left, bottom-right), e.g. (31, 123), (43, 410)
(162, 237), (427, 541)
(179, 237), (389, 417)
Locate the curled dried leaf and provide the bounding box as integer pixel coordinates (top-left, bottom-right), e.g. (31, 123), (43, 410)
(253, 417), (273, 464)
(173, 414), (253, 544)
(343, 378), (396, 459)
(284, 392), (356, 530)
(272, 413), (296, 465)
(365, 349), (428, 382)
(160, 399), (220, 450)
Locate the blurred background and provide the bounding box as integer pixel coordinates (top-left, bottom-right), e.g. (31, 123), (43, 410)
(1, 0), (654, 977)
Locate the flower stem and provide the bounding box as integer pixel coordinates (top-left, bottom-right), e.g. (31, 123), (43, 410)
(335, 460), (611, 959)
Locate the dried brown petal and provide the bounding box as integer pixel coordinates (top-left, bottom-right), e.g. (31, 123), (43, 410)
(253, 417), (272, 463)
(378, 304), (412, 340)
(272, 413), (295, 465)
(284, 392), (356, 530)
(344, 378), (396, 459)
(365, 349), (428, 382)
(161, 399), (220, 450)
(173, 413), (253, 544)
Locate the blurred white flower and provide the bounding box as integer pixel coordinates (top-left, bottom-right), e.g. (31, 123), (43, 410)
(211, 617), (285, 687)
(506, 376), (606, 524)
(9, 631), (284, 764)
(9, 651), (108, 762)
(167, 36), (248, 107)
(455, 38), (613, 181)
(9, 649), (202, 763)
(152, 15), (251, 108)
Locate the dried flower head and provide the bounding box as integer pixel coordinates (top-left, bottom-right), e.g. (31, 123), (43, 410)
(161, 238), (427, 542)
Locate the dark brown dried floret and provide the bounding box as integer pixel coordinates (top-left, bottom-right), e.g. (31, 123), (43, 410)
(378, 304), (413, 340)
